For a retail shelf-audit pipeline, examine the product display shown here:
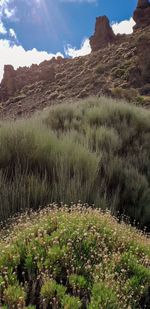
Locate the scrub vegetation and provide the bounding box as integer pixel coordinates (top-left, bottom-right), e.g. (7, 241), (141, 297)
(0, 96), (150, 229)
(0, 205), (150, 308)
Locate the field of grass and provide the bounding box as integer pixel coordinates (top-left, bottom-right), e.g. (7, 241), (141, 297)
(0, 205), (150, 308)
(0, 96), (150, 229)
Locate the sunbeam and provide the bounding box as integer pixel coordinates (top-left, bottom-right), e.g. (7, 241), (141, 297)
(30, 0), (70, 42)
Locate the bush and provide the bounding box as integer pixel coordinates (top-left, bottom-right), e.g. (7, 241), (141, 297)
(44, 104), (75, 131)
(95, 63), (108, 75)
(3, 285), (26, 308)
(62, 295), (82, 309)
(69, 274), (88, 290)
(87, 127), (120, 153)
(0, 96), (150, 229)
(89, 282), (118, 309)
(111, 87), (138, 102)
(41, 279), (66, 306)
(111, 67), (126, 78)
(0, 206), (150, 308)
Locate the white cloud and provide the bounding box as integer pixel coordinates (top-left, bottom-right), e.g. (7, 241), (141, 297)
(9, 28), (17, 39)
(65, 38), (91, 58)
(0, 0), (12, 15)
(0, 39), (64, 81)
(111, 17), (135, 35)
(0, 21), (7, 34)
(0, 0), (10, 7)
(4, 7), (15, 18)
(0, 0), (15, 36)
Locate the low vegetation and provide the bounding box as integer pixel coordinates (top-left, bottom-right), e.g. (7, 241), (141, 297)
(0, 96), (150, 229)
(0, 206), (150, 308)
(110, 87), (139, 102)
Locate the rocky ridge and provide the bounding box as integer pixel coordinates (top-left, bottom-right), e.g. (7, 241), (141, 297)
(133, 0), (150, 29)
(89, 16), (117, 51)
(0, 0), (150, 119)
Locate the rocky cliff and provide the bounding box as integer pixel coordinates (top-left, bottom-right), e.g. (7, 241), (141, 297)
(133, 0), (150, 29)
(0, 0), (149, 119)
(89, 16), (116, 51)
(0, 57), (64, 102)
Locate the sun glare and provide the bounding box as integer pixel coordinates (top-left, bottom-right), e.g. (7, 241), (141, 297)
(31, 0), (69, 42)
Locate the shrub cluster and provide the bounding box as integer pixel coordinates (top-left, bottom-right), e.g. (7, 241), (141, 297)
(0, 96), (150, 229)
(0, 206), (150, 308)
(110, 87), (139, 102)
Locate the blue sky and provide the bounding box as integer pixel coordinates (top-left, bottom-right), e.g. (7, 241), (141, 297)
(0, 0), (137, 80)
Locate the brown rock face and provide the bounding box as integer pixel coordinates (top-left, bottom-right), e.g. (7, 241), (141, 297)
(0, 65), (16, 100)
(133, 0), (150, 29)
(137, 0), (149, 8)
(0, 57), (64, 102)
(90, 16), (116, 51)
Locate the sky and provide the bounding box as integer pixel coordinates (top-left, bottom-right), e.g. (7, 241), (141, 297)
(0, 0), (137, 81)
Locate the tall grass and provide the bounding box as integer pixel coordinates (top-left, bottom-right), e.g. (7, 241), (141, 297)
(0, 96), (150, 229)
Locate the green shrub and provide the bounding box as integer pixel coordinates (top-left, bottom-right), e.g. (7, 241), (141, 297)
(96, 155), (150, 225)
(89, 282), (118, 309)
(41, 279), (66, 307)
(115, 252), (150, 306)
(62, 295), (82, 309)
(0, 207), (150, 308)
(136, 95), (145, 106)
(41, 279), (57, 303)
(3, 285), (26, 308)
(123, 88), (139, 102)
(111, 67), (126, 78)
(111, 87), (138, 102)
(44, 104), (75, 131)
(95, 63), (108, 75)
(88, 127), (120, 153)
(0, 96), (150, 229)
(69, 274), (88, 289)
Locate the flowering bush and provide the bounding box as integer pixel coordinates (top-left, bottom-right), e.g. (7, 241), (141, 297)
(0, 205), (150, 308)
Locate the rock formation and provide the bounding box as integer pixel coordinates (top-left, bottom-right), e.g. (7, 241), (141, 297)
(0, 65), (16, 100)
(0, 1), (150, 109)
(133, 0), (150, 29)
(90, 16), (116, 51)
(0, 57), (64, 102)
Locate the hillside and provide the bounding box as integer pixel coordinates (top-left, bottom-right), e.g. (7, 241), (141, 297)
(0, 1), (150, 119)
(0, 206), (150, 308)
